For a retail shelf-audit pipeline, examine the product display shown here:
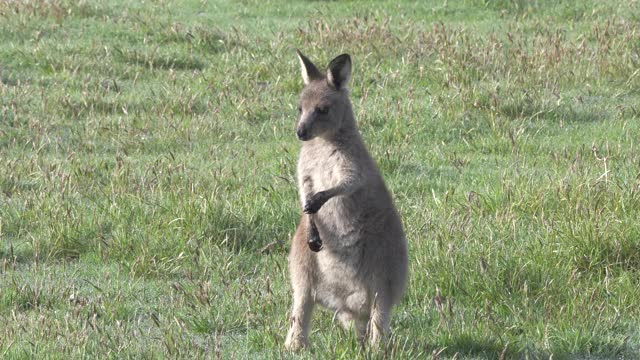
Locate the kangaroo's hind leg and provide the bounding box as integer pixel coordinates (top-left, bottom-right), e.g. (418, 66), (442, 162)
(367, 292), (393, 347)
(336, 310), (368, 342)
(285, 217), (317, 351)
(285, 288), (314, 351)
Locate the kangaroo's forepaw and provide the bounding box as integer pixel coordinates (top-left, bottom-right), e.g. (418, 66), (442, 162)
(303, 191), (328, 214)
(308, 220), (323, 252)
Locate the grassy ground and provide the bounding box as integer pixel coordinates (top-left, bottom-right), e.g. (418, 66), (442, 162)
(1, 0), (640, 358)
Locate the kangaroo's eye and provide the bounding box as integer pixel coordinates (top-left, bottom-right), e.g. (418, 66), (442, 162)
(316, 107), (329, 115)
(297, 106), (302, 114)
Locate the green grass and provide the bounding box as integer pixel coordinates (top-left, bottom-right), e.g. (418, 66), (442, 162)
(1, 0), (640, 358)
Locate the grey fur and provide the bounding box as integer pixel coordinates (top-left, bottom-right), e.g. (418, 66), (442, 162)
(285, 50), (408, 350)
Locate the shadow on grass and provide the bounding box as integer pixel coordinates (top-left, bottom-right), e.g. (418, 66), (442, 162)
(432, 335), (506, 359)
(418, 332), (634, 359)
(59, 97), (208, 118)
(499, 100), (606, 124)
(570, 230), (640, 274)
(200, 209), (292, 254)
(114, 49), (205, 71)
(0, 70), (24, 87)
(157, 27), (243, 54)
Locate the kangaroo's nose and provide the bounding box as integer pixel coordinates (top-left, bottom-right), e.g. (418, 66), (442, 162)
(297, 128), (308, 141)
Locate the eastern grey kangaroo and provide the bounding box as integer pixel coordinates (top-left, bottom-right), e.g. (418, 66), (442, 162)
(285, 50), (408, 350)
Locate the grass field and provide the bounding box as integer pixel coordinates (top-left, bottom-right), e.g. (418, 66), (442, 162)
(1, 0), (640, 358)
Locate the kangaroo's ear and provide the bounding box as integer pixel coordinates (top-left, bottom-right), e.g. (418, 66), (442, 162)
(327, 54), (351, 89)
(296, 49), (322, 85)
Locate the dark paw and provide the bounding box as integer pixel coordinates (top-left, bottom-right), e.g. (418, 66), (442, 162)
(308, 220), (323, 252)
(303, 192), (327, 214)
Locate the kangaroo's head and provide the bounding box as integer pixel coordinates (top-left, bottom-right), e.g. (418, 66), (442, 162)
(295, 50), (353, 141)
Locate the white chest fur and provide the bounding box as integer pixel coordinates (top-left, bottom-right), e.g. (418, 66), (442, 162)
(298, 142), (344, 195)
(297, 142), (363, 245)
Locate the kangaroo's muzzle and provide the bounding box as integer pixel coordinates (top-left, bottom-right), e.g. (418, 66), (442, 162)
(297, 127), (311, 141)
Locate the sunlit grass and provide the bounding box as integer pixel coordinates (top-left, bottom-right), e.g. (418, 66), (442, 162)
(1, 0), (639, 358)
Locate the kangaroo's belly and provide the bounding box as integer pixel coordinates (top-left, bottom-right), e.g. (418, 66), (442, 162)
(314, 247), (370, 316)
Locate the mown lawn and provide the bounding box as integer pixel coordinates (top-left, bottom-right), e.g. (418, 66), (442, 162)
(1, 0), (639, 358)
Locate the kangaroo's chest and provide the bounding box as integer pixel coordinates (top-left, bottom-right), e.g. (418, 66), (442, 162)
(298, 144), (363, 245)
(298, 145), (345, 191)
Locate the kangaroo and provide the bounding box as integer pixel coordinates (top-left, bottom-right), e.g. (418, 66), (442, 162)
(285, 50), (408, 351)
